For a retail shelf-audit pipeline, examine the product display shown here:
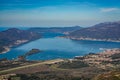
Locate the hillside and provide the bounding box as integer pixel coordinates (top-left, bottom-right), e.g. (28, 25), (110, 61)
(0, 28), (41, 53)
(93, 71), (120, 80)
(67, 21), (120, 42)
(0, 48), (120, 80)
(28, 26), (82, 34)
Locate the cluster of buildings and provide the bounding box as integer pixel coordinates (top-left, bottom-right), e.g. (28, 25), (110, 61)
(73, 48), (120, 68)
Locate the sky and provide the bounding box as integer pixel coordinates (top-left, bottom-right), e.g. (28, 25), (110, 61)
(0, 0), (120, 27)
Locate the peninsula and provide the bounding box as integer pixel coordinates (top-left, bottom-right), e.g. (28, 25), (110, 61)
(0, 28), (41, 54)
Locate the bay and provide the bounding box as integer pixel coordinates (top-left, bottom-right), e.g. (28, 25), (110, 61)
(0, 27), (120, 60)
(0, 37), (120, 60)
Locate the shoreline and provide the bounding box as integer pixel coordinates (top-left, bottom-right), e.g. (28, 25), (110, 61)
(0, 38), (40, 54)
(60, 36), (120, 43)
(0, 47), (10, 54)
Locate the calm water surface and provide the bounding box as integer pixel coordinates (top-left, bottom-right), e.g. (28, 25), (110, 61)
(0, 27), (120, 60)
(0, 37), (120, 60)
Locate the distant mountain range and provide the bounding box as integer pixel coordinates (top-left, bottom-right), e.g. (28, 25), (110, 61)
(28, 26), (82, 34)
(0, 28), (40, 53)
(0, 21), (120, 53)
(67, 21), (120, 42)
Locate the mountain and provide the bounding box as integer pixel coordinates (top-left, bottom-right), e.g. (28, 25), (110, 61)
(67, 21), (120, 42)
(28, 26), (82, 34)
(0, 28), (41, 53)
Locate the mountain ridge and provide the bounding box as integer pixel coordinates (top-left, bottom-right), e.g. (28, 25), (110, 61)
(28, 26), (82, 34)
(67, 21), (120, 42)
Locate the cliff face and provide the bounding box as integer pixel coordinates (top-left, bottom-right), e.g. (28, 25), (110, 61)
(68, 21), (120, 41)
(0, 28), (41, 53)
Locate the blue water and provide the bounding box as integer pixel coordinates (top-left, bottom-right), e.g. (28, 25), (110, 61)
(0, 27), (10, 31)
(0, 27), (120, 60)
(0, 37), (120, 60)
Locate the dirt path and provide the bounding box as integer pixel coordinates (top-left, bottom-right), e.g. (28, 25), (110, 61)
(0, 59), (64, 74)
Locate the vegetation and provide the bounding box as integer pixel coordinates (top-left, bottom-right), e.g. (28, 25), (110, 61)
(0, 49), (120, 80)
(9, 72), (89, 80)
(93, 71), (120, 80)
(58, 60), (89, 69)
(0, 28), (41, 53)
(0, 47), (5, 53)
(25, 49), (41, 56)
(110, 53), (120, 59)
(68, 21), (120, 41)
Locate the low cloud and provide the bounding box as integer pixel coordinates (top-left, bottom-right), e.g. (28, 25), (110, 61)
(100, 8), (119, 12)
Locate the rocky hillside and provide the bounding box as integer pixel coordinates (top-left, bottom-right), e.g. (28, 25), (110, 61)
(93, 71), (120, 80)
(0, 28), (41, 53)
(67, 21), (120, 42)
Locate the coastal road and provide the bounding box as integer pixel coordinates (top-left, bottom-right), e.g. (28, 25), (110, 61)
(0, 59), (64, 74)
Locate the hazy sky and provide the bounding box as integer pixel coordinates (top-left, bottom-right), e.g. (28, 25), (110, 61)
(0, 0), (120, 27)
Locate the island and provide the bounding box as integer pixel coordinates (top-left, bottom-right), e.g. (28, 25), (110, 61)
(17, 49), (41, 61)
(25, 49), (41, 56)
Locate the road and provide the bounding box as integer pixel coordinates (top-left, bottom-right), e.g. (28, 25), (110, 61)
(0, 59), (64, 74)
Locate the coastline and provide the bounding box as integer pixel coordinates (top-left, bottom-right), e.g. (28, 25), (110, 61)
(0, 39), (40, 54)
(60, 36), (120, 43)
(0, 47), (10, 54)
